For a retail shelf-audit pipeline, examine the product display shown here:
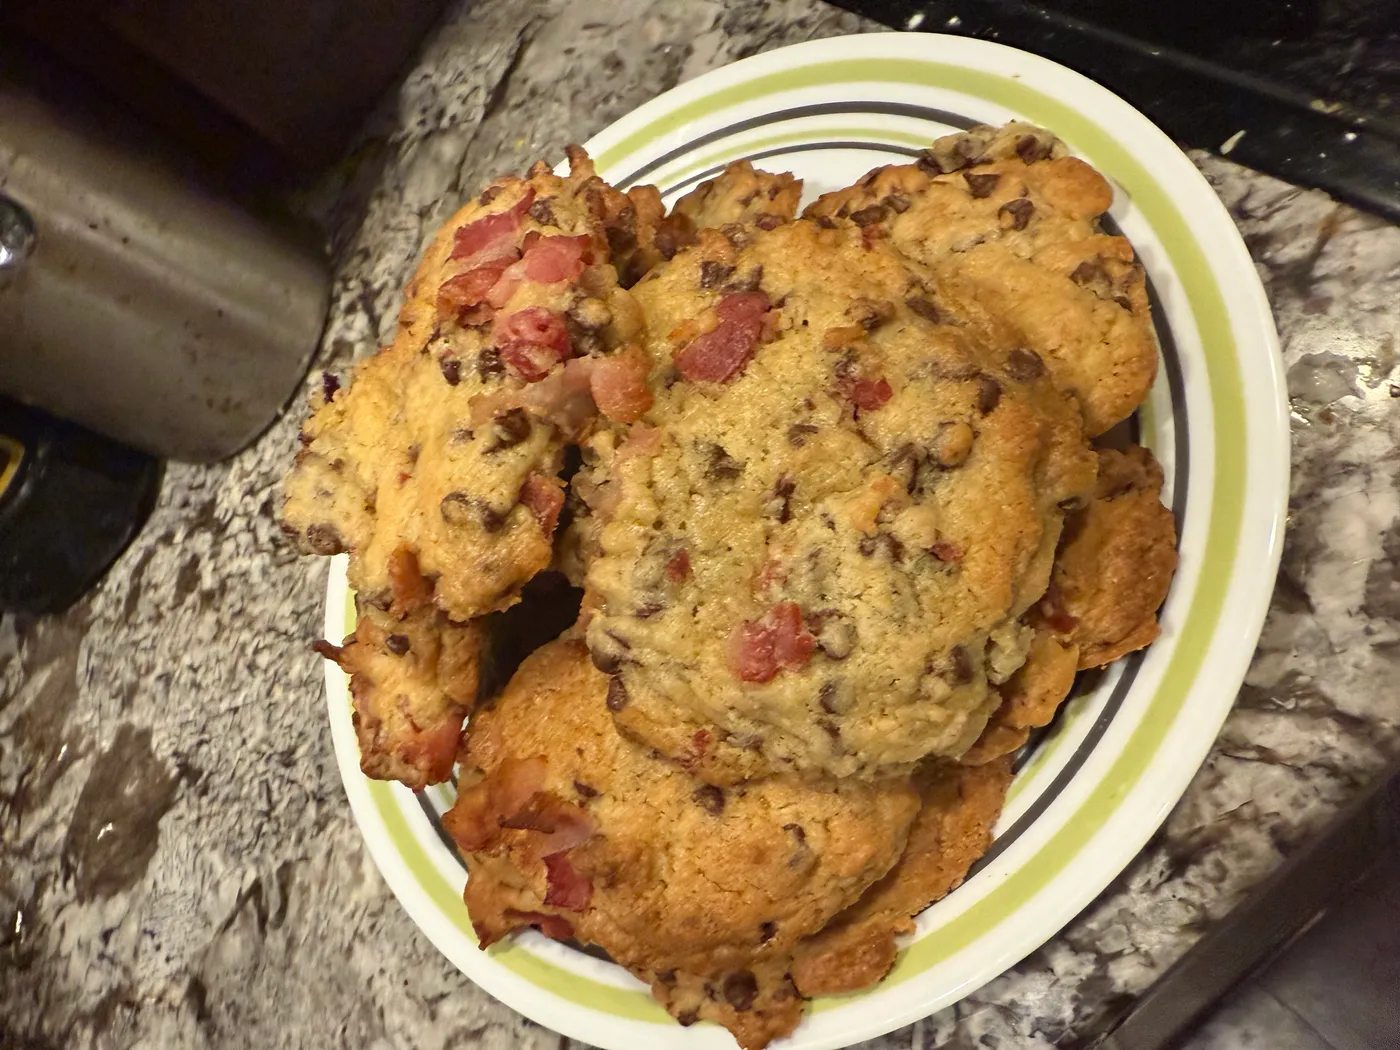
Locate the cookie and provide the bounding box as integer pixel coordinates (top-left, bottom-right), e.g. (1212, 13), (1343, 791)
(789, 758), (1013, 997)
(959, 625), (1079, 765)
(1044, 444), (1177, 668)
(282, 147), (655, 622)
(315, 599), (484, 788)
(804, 122), (1158, 436)
(582, 219), (1096, 783)
(447, 639), (920, 1049)
(670, 160), (803, 233)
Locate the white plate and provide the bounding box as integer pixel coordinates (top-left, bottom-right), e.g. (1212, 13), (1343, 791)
(320, 31), (1288, 1050)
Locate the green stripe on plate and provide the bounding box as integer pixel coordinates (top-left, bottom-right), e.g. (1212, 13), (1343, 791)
(358, 56), (1246, 1023)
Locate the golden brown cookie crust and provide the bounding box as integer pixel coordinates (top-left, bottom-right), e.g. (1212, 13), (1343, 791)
(448, 639), (920, 1044)
(670, 160), (803, 232)
(315, 599), (483, 789)
(789, 758), (1013, 997)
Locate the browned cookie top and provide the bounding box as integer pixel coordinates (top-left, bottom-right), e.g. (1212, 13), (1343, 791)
(805, 122), (1158, 436)
(581, 218), (1096, 783)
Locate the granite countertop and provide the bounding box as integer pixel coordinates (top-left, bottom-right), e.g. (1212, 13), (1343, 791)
(4, 1), (1400, 1048)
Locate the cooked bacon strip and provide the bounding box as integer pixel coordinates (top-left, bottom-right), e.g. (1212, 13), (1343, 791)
(522, 234), (592, 283)
(726, 601), (816, 682)
(846, 377), (893, 410)
(438, 265), (509, 319)
(520, 473), (565, 535)
(674, 291), (772, 383)
(588, 349), (653, 423)
(615, 424), (661, 460)
(443, 756), (548, 853)
(495, 307), (572, 381)
(665, 549), (691, 582)
(503, 909), (575, 942)
(449, 187), (536, 267)
(542, 853), (593, 911)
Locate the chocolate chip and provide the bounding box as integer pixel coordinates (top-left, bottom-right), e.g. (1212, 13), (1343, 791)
(905, 295), (942, 324)
(787, 422), (819, 447)
(765, 476), (795, 523)
(722, 264), (764, 293)
(858, 167), (882, 188)
(439, 356), (461, 385)
(525, 196), (555, 225)
(720, 223), (751, 250)
(321, 371), (340, 402)
(1015, 134), (1052, 163)
(847, 297), (895, 331)
(657, 969), (677, 987)
(305, 524), (345, 555)
(1005, 348), (1046, 382)
(965, 172), (1000, 199)
(783, 822), (806, 846)
(977, 374), (1002, 414)
(385, 634), (410, 656)
(858, 535), (878, 557)
(1113, 294), (1134, 313)
(591, 646), (624, 675)
(476, 346), (505, 379)
(573, 780), (599, 799)
(699, 260), (735, 289)
(814, 215), (837, 229)
(999, 198), (1035, 231)
(951, 645), (974, 684)
(606, 676), (628, 711)
(479, 184), (504, 205)
(884, 193), (911, 213)
(759, 921), (777, 943)
(849, 204), (887, 227)
(440, 492), (504, 532)
(1070, 260), (1106, 286)
(486, 408), (532, 453)
(705, 443), (744, 481)
(677, 1010), (699, 1027)
(754, 213), (784, 231)
(606, 223), (638, 257)
(916, 151), (950, 175)
(693, 784), (725, 815)
(819, 719), (841, 740)
(723, 972), (758, 1012)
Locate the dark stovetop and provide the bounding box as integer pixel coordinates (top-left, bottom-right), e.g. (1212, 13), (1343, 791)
(834, 0), (1400, 222)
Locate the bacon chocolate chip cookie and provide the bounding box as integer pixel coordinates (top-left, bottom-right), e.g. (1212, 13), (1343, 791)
(581, 218), (1096, 784)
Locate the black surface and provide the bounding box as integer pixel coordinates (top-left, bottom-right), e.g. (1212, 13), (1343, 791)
(833, 0), (1400, 224)
(0, 397), (162, 617)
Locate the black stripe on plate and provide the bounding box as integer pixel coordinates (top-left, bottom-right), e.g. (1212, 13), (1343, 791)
(613, 100), (977, 190)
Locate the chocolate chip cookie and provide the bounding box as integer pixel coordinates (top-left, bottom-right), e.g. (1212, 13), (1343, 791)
(448, 639), (920, 1049)
(582, 218), (1096, 783)
(805, 122), (1158, 436)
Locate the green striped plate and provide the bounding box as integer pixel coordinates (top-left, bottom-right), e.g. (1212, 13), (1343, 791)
(321, 31), (1288, 1050)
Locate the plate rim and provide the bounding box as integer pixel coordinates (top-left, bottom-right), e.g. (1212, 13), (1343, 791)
(320, 30), (1289, 1050)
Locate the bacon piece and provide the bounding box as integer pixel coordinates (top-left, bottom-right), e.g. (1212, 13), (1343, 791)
(469, 357), (597, 437)
(543, 854), (593, 911)
(443, 756), (548, 853)
(847, 377), (893, 410)
(485, 260), (527, 309)
(674, 291), (772, 383)
(520, 474), (565, 535)
(616, 424), (661, 461)
(449, 188), (536, 269)
(495, 307), (572, 381)
(931, 540), (964, 563)
(727, 601), (817, 683)
(588, 350), (653, 423)
(394, 712), (464, 785)
(665, 549), (691, 582)
(522, 235), (592, 284)
(498, 791), (596, 859)
(387, 546), (433, 613)
(503, 909), (575, 942)
(438, 265), (509, 319)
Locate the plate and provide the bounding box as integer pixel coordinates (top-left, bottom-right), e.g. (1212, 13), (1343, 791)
(319, 31), (1288, 1050)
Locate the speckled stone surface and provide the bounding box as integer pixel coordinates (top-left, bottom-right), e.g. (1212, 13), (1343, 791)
(3, 2), (1400, 1049)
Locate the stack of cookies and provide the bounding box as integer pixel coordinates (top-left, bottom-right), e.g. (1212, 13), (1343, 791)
(282, 124), (1178, 1049)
